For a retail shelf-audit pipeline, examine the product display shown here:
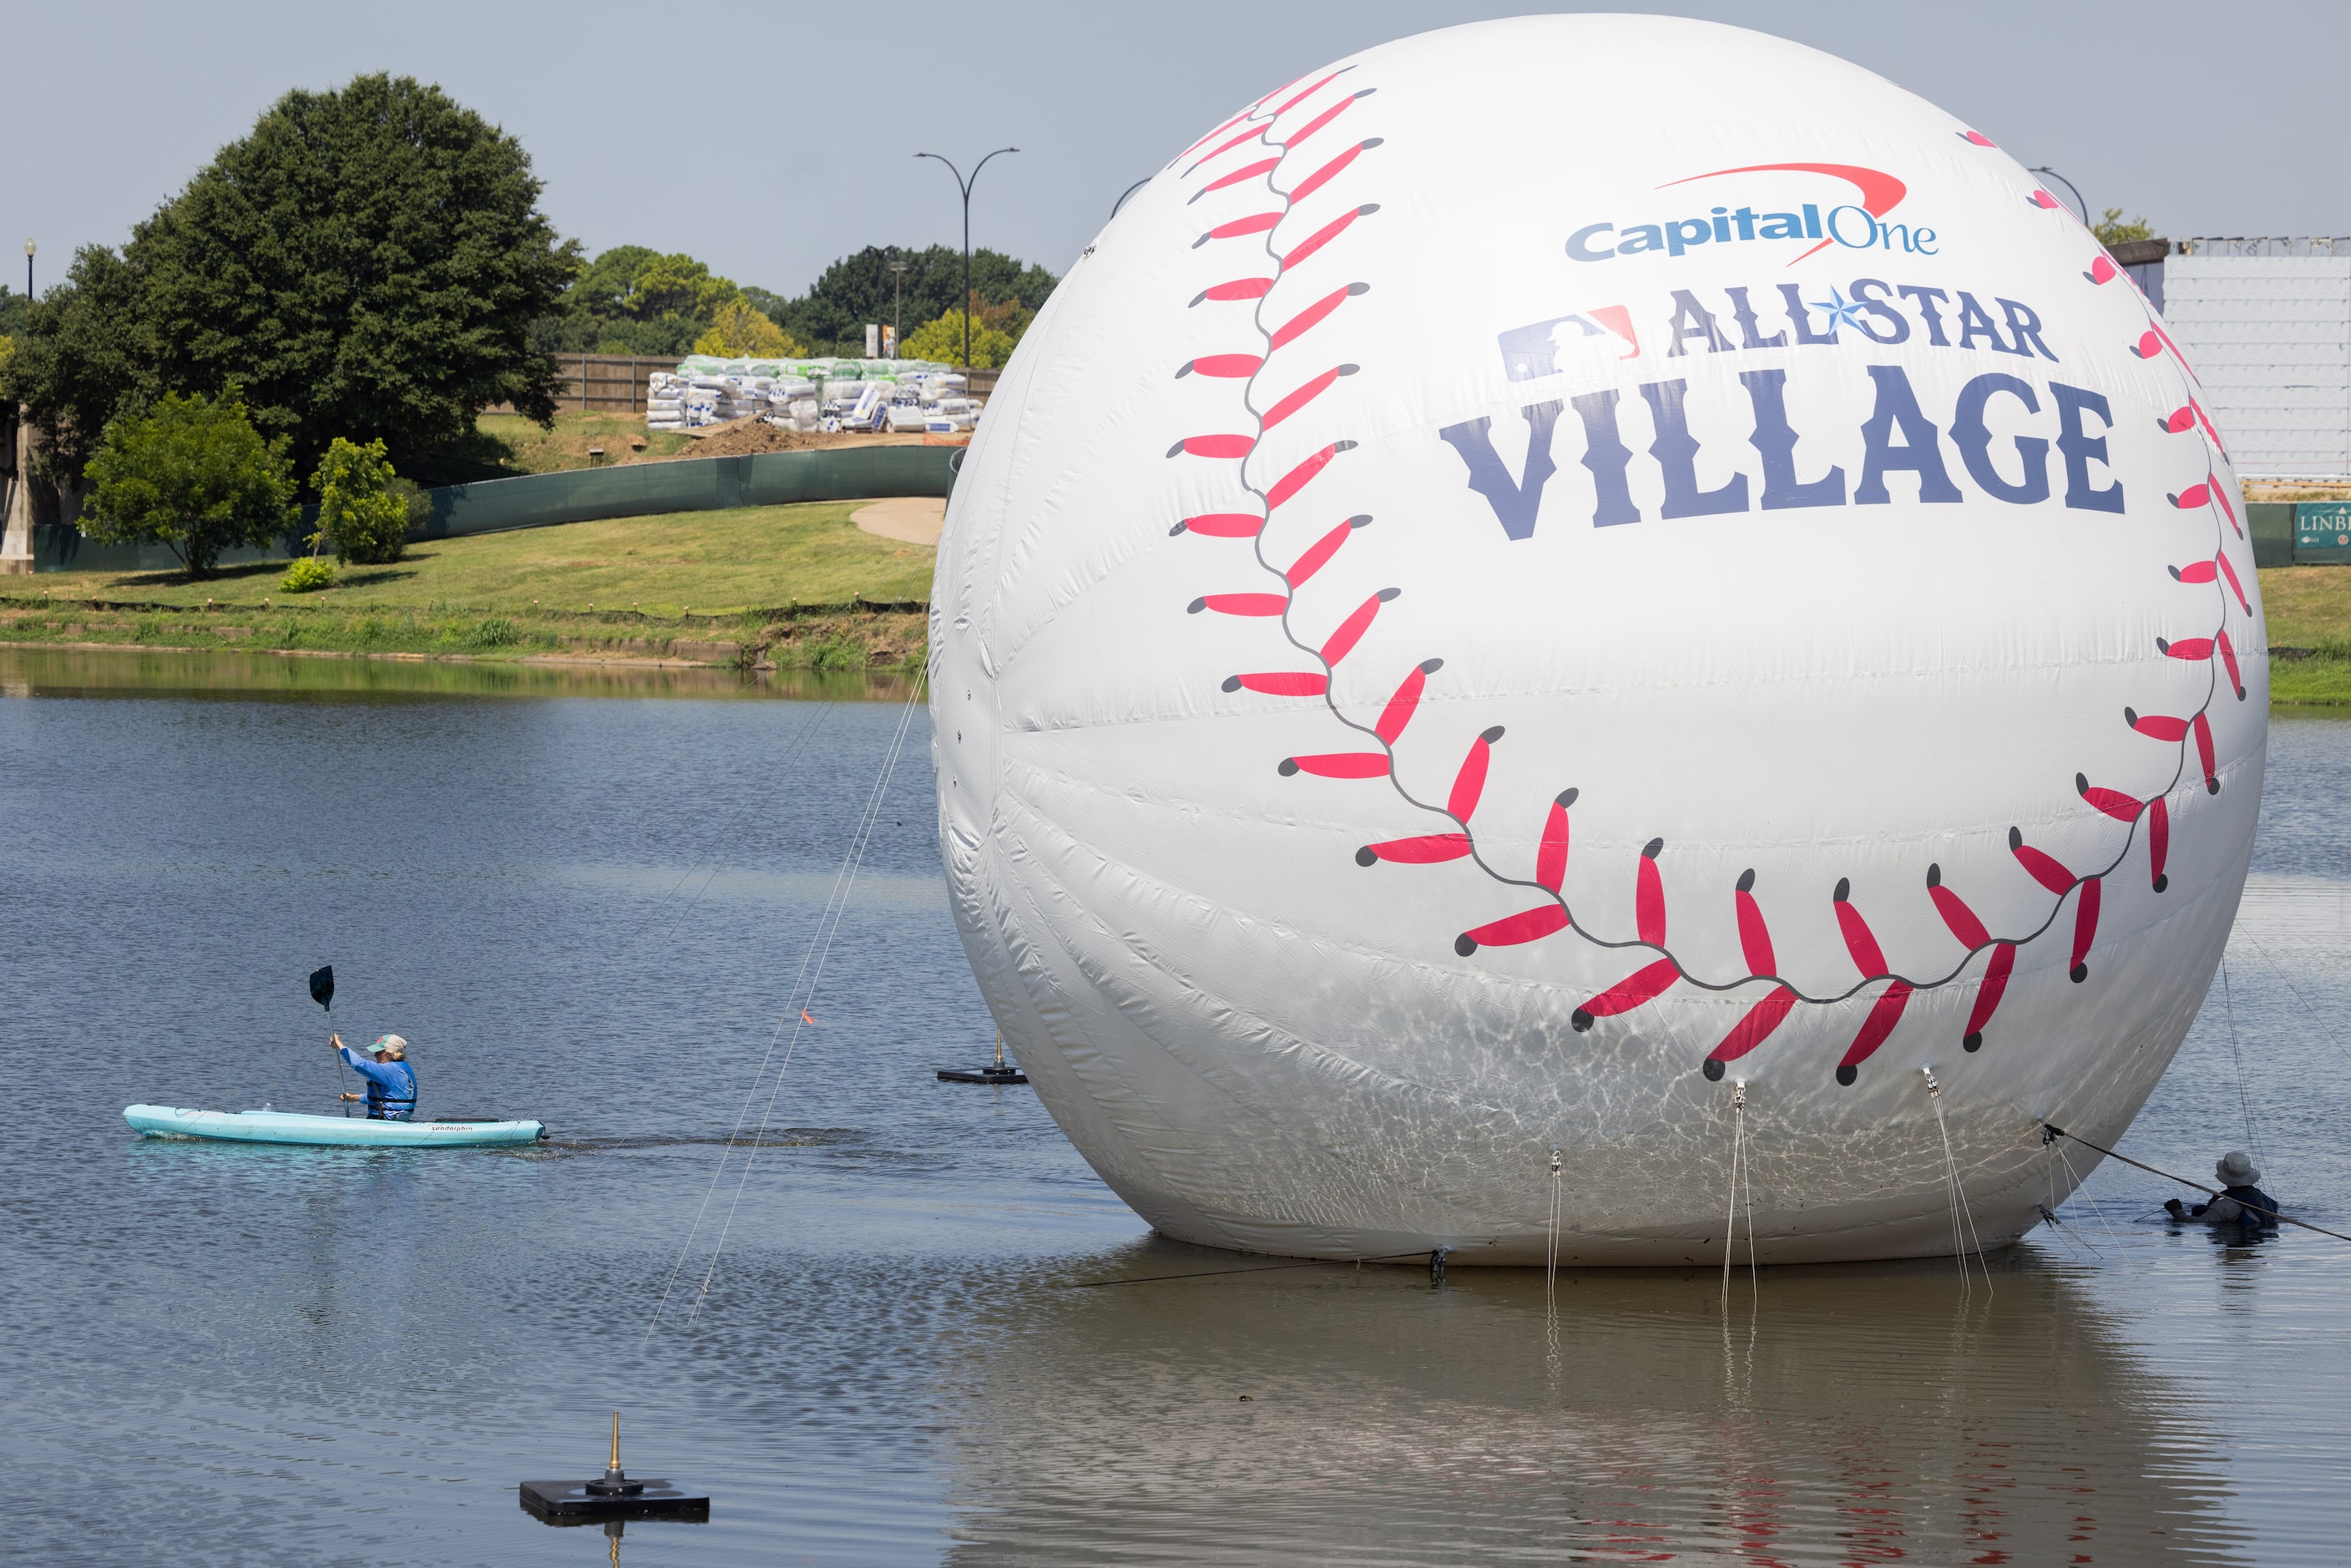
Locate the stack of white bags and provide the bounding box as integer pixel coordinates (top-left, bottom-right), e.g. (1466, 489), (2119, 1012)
(643, 355), (959, 434)
(645, 371), (823, 432)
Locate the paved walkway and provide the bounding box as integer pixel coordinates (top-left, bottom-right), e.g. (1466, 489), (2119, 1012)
(852, 496), (945, 546)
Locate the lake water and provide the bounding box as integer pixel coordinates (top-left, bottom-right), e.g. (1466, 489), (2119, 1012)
(5, 646), (2348, 1566)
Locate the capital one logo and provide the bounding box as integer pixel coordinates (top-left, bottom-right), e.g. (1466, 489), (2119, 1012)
(1568, 163), (1937, 263)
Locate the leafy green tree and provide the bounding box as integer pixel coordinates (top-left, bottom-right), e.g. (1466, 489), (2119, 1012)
(902, 309), (1017, 369)
(2, 246), (159, 483)
(693, 301), (806, 358)
(566, 245), (663, 317)
(7, 73), (576, 487)
(624, 254), (741, 321)
(531, 245), (747, 356)
(313, 436), (410, 564)
(80, 389), (297, 577)
(2095, 208), (2156, 245)
(767, 245), (1058, 357)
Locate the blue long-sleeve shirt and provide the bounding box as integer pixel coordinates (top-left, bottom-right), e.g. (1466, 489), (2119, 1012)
(338, 1046), (418, 1120)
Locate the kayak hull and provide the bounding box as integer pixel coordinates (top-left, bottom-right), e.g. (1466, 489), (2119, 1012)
(124, 1105), (544, 1148)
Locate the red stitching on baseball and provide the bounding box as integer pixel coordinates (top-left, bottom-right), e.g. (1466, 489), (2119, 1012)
(1160, 83), (2250, 1082)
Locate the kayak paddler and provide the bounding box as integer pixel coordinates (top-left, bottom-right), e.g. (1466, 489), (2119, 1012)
(331, 1032), (417, 1120)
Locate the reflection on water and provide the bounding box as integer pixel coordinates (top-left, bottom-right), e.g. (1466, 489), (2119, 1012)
(943, 1247), (2237, 1565)
(0, 644), (918, 702)
(2, 675), (2346, 1564)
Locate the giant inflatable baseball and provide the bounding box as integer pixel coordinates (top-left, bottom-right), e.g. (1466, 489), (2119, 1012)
(930, 15), (2263, 1263)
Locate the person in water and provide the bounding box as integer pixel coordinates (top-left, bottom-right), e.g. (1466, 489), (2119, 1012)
(331, 1033), (417, 1120)
(2165, 1151), (2278, 1229)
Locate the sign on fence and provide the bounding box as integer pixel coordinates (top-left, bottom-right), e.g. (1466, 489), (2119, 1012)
(2295, 501), (2351, 564)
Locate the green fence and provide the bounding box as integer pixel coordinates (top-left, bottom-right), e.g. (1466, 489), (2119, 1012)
(412, 445), (958, 541)
(35, 445), (962, 573)
(2249, 503), (2294, 569)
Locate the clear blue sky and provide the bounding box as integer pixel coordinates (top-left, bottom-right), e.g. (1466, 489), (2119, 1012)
(8, 0), (2346, 301)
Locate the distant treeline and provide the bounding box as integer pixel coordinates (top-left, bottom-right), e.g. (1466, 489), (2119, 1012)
(530, 244), (1060, 363)
(0, 68), (1064, 506)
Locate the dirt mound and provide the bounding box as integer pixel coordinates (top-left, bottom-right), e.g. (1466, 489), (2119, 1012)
(682, 419), (927, 458)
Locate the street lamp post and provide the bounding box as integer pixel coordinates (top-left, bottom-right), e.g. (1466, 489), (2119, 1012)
(888, 254), (908, 360)
(2030, 166), (2089, 228)
(23, 239), (33, 302)
(914, 148), (1019, 370)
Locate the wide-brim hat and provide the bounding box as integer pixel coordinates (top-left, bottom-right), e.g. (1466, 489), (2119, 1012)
(371, 1034), (408, 1060)
(2215, 1151), (2259, 1187)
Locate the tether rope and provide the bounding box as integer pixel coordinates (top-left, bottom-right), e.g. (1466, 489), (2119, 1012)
(314, 695), (837, 1104)
(2217, 957), (2264, 1167)
(2042, 1124), (2351, 1243)
(672, 675), (928, 1330)
(1720, 1085), (1752, 1306)
(2237, 930), (2351, 1072)
(1545, 1148), (1563, 1379)
(640, 678), (922, 1343)
(2047, 1134), (2129, 1255)
(1925, 1069), (1991, 1297)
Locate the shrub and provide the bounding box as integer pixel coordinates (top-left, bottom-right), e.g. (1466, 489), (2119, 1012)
(79, 388), (297, 577)
(806, 632), (869, 671)
(281, 555), (337, 593)
(2093, 207), (2155, 245)
(314, 437), (409, 564)
(470, 616), (518, 648)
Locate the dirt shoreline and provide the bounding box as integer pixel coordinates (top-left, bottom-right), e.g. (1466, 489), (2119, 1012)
(13, 640), (729, 669)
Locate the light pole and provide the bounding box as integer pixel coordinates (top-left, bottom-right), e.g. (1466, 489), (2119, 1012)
(887, 253), (908, 359)
(2030, 166), (2089, 227)
(914, 147), (1019, 370)
(23, 239), (33, 302)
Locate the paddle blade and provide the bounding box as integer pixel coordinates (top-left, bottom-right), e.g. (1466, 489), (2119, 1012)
(309, 965), (335, 1010)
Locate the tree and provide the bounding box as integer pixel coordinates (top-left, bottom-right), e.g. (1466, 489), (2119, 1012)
(80, 390), (296, 577)
(313, 437), (409, 564)
(902, 309), (1017, 369)
(531, 245), (747, 357)
(1, 246), (159, 483)
(2094, 208), (2156, 245)
(566, 245), (663, 317)
(6, 73), (576, 487)
(766, 245), (1058, 357)
(0, 285), (25, 376)
(624, 254), (740, 321)
(693, 301), (806, 358)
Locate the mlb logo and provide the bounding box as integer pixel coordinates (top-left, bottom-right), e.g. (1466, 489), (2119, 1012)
(1498, 307), (1641, 381)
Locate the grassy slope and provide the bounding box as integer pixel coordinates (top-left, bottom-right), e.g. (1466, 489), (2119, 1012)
(2257, 567), (2351, 706)
(16, 524), (2351, 697)
(476, 410), (695, 474)
(30, 502), (931, 613)
(2, 502), (933, 667)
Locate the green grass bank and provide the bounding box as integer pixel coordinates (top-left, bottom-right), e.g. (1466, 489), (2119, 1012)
(10, 518), (2349, 702)
(2257, 568), (2351, 706)
(2, 500), (931, 670)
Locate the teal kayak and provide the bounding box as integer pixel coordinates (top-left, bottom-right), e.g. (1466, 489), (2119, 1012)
(124, 1105), (544, 1147)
